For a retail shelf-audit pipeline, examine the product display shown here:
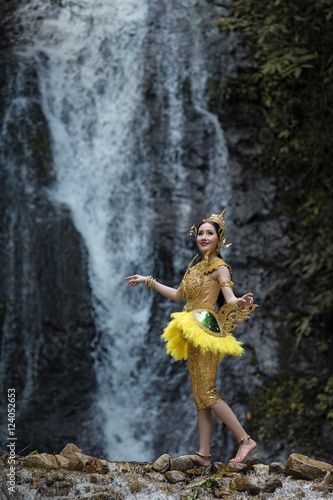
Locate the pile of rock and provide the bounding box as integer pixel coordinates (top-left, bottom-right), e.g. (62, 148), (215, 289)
(1, 444), (333, 499)
(21, 443), (109, 475)
(147, 451), (333, 497)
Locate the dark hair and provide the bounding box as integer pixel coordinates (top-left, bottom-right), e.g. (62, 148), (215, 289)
(197, 220), (221, 237)
(197, 221), (225, 309)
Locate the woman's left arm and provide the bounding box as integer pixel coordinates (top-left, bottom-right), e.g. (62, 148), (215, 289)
(216, 267), (254, 308)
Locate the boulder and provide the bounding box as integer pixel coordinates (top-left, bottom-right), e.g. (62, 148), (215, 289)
(60, 443), (82, 455)
(59, 444), (84, 471)
(169, 456), (194, 471)
(326, 471), (333, 485)
(310, 483), (333, 493)
(227, 461), (248, 473)
(145, 471), (166, 482)
(22, 453), (58, 470)
(211, 461), (229, 474)
(96, 459), (110, 475)
(283, 453), (333, 480)
(165, 470), (187, 484)
(245, 453), (260, 468)
(252, 464), (269, 476)
(269, 461), (285, 474)
(81, 455), (103, 474)
(55, 454), (70, 469)
(262, 476), (283, 493)
(151, 453), (170, 473)
(232, 476), (265, 495)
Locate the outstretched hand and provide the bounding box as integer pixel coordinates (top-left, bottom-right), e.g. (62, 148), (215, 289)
(125, 275), (146, 287)
(237, 293), (254, 308)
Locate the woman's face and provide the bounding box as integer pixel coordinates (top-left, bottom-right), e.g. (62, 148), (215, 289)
(196, 222), (219, 255)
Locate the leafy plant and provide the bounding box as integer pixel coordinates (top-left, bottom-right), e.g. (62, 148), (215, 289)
(212, 0), (333, 460)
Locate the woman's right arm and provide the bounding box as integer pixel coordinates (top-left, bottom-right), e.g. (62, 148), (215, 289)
(125, 275), (183, 302)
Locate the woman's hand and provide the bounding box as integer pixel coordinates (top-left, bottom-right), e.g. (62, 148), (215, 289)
(125, 275), (146, 287)
(236, 293), (254, 308)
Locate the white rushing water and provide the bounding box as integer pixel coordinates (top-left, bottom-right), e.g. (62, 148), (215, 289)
(12, 0), (232, 460)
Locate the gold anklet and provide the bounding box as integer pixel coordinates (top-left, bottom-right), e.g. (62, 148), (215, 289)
(237, 434), (251, 446)
(195, 451), (211, 459)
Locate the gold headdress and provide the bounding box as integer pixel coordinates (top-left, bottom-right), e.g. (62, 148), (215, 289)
(190, 208), (231, 253)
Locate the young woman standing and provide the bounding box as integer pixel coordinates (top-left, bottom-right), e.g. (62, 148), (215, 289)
(126, 210), (257, 465)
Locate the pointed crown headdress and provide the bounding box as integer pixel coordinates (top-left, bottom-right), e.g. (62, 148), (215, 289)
(190, 208), (231, 251)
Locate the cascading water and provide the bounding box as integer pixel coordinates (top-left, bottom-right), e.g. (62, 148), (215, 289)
(1, 0), (247, 462)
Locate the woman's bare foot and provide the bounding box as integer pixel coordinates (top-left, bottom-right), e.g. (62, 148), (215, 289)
(180, 452), (211, 467)
(229, 436), (257, 463)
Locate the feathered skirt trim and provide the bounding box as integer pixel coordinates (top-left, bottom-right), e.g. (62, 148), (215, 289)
(161, 311), (244, 362)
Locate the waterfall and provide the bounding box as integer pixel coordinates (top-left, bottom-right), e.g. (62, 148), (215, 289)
(1, 0), (237, 461)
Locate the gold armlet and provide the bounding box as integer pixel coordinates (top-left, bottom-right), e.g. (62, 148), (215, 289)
(220, 279), (234, 289)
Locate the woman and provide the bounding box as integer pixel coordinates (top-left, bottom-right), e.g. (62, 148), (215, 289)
(126, 210), (257, 465)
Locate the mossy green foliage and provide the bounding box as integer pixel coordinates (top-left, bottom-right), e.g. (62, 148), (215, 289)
(249, 376), (333, 457)
(214, 0), (333, 459)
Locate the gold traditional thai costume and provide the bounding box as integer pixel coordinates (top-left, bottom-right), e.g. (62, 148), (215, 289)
(161, 255), (257, 410)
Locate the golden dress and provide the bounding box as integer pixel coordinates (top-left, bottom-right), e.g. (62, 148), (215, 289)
(161, 256), (257, 409)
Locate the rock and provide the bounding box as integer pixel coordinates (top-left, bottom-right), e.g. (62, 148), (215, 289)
(283, 453), (333, 480)
(151, 453), (171, 473)
(165, 470), (187, 484)
(211, 461), (229, 474)
(60, 443), (82, 455)
(81, 455), (107, 474)
(96, 459), (110, 475)
(326, 471), (333, 485)
(232, 476), (265, 495)
(252, 464), (269, 476)
(186, 467), (202, 476)
(227, 453), (260, 473)
(262, 476), (283, 493)
(59, 444), (84, 471)
(170, 456), (194, 471)
(145, 471), (166, 482)
(212, 486), (232, 498)
(0, 454), (9, 465)
(55, 454), (70, 469)
(310, 483), (333, 493)
(22, 453), (59, 470)
(227, 461), (248, 473)
(269, 462), (285, 474)
(245, 453), (260, 468)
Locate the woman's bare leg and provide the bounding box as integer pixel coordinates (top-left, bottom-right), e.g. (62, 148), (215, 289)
(181, 408), (212, 466)
(211, 399), (257, 462)
(196, 408), (213, 464)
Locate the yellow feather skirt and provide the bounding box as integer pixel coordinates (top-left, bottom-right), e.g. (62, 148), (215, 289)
(161, 311), (244, 362)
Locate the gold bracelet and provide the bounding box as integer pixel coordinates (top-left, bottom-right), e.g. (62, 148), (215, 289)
(144, 276), (156, 290)
(234, 300), (244, 310)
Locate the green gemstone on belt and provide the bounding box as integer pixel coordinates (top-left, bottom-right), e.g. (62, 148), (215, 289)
(195, 311), (220, 333)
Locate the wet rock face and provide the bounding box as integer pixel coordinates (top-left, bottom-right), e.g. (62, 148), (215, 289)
(0, 24), (98, 456)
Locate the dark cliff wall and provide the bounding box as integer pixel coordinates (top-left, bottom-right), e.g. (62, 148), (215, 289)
(0, 3), (99, 456)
